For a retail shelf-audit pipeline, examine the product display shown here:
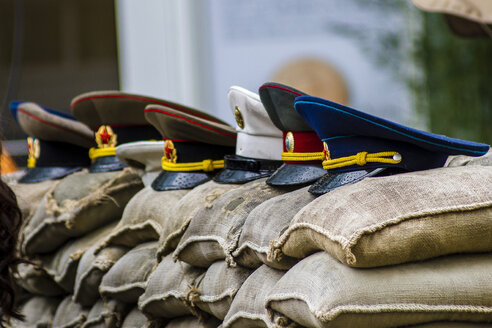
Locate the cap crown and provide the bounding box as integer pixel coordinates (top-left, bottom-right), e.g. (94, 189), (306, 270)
(229, 86), (282, 138)
(413, 0), (492, 24)
(259, 82), (311, 132)
(13, 102), (94, 148)
(229, 86), (282, 160)
(145, 104), (236, 147)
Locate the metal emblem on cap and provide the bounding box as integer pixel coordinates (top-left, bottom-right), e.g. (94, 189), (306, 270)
(285, 132), (295, 152)
(163, 140), (178, 163)
(234, 106), (245, 129)
(323, 141), (331, 160)
(27, 137), (40, 168)
(95, 125), (117, 148)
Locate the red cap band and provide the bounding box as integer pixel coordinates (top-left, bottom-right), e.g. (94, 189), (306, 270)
(283, 131), (324, 164)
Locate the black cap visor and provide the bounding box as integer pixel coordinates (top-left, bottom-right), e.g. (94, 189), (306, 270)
(214, 155), (283, 184)
(19, 166), (84, 183)
(214, 168), (273, 184)
(308, 168), (386, 196)
(89, 156), (127, 173)
(151, 170), (214, 191)
(266, 163), (327, 187)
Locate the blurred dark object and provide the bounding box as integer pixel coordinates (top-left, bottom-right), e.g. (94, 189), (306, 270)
(444, 14), (492, 38)
(413, 11), (492, 145)
(0, 148), (18, 174)
(0, 0), (119, 164)
(413, 0), (492, 38)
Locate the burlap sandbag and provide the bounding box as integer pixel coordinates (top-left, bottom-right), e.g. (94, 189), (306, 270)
(233, 186), (315, 270)
(10, 179), (59, 220)
(138, 253), (205, 320)
(270, 166), (492, 268)
(2, 170), (25, 184)
(19, 196), (50, 255)
(192, 260), (253, 320)
(266, 252), (492, 328)
(174, 178), (286, 268)
(222, 265), (284, 328)
(155, 180), (239, 260)
(41, 222), (117, 293)
(52, 295), (89, 328)
(15, 262), (66, 296)
(73, 243), (128, 307)
(9, 295), (62, 328)
(121, 307), (150, 328)
(446, 149), (492, 167)
(164, 316), (221, 328)
(80, 299), (129, 328)
(99, 241), (156, 303)
(96, 186), (188, 252)
(22, 168), (143, 255)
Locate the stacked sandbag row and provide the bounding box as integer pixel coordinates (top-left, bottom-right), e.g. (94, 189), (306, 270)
(133, 87), (281, 327)
(6, 82), (492, 328)
(6, 94), (166, 328)
(263, 164), (492, 327)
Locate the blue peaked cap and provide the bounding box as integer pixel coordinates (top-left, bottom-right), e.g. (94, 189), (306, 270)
(294, 96), (490, 174)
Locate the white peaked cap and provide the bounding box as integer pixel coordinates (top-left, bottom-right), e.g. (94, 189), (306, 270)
(115, 140), (164, 186)
(228, 86), (283, 161)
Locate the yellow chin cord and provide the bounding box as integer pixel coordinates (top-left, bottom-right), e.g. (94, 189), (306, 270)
(281, 151), (324, 162)
(161, 157), (224, 172)
(27, 158), (36, 168)
(323, 151), (401, 170)
(89, 147), (116, 160)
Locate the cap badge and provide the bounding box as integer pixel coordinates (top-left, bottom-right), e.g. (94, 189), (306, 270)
(323, 141), (331, 160)
(27, 137), (40, 168)
(285, 132), (294, 152)
(164, 140), (178, 163)
(234, 106), (245, 129)
(95, 125), (117, 148)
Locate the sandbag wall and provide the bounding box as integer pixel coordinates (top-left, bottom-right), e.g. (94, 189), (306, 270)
(7, 154), (492, 328)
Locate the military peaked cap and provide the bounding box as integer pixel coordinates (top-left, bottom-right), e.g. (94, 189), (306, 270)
(259, 82), (326, 187)
(11, 101), (94, 183)
(71, 91), (167, 172)
(214, 86), (283, 184)
(145, 103), (236, 191)
(294, 95), (490, 195)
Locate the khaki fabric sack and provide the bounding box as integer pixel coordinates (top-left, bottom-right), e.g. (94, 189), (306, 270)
(73, 243), (128, 306)
(270, 166), (492, 268)
(222, 265), (284, 328)
(192, 260), (253, 320)
(121, 307), (150, 328)
(41, 222), (117, 293)
(2, 170), (25, 184)
(52, 295), (89, 328)
(10, 179), (59, 220)
(22, 168), (143, 255)
(233, 187), (314, 270)
(156, 180), (238, 260)
(96, 186), (188, 251)
(174, 179), (286, 268)
(266, 252), (492, 328)
(19, 196), (50, 255)
(15, 263), (66, 296)
(99, 241), (156, 303)
(138, 254), (205, 320)
(164, 316), (221, 328)
(446, 149), (492, 167)
(80, 299), (129, 328)
(9, 295), (61, 328)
